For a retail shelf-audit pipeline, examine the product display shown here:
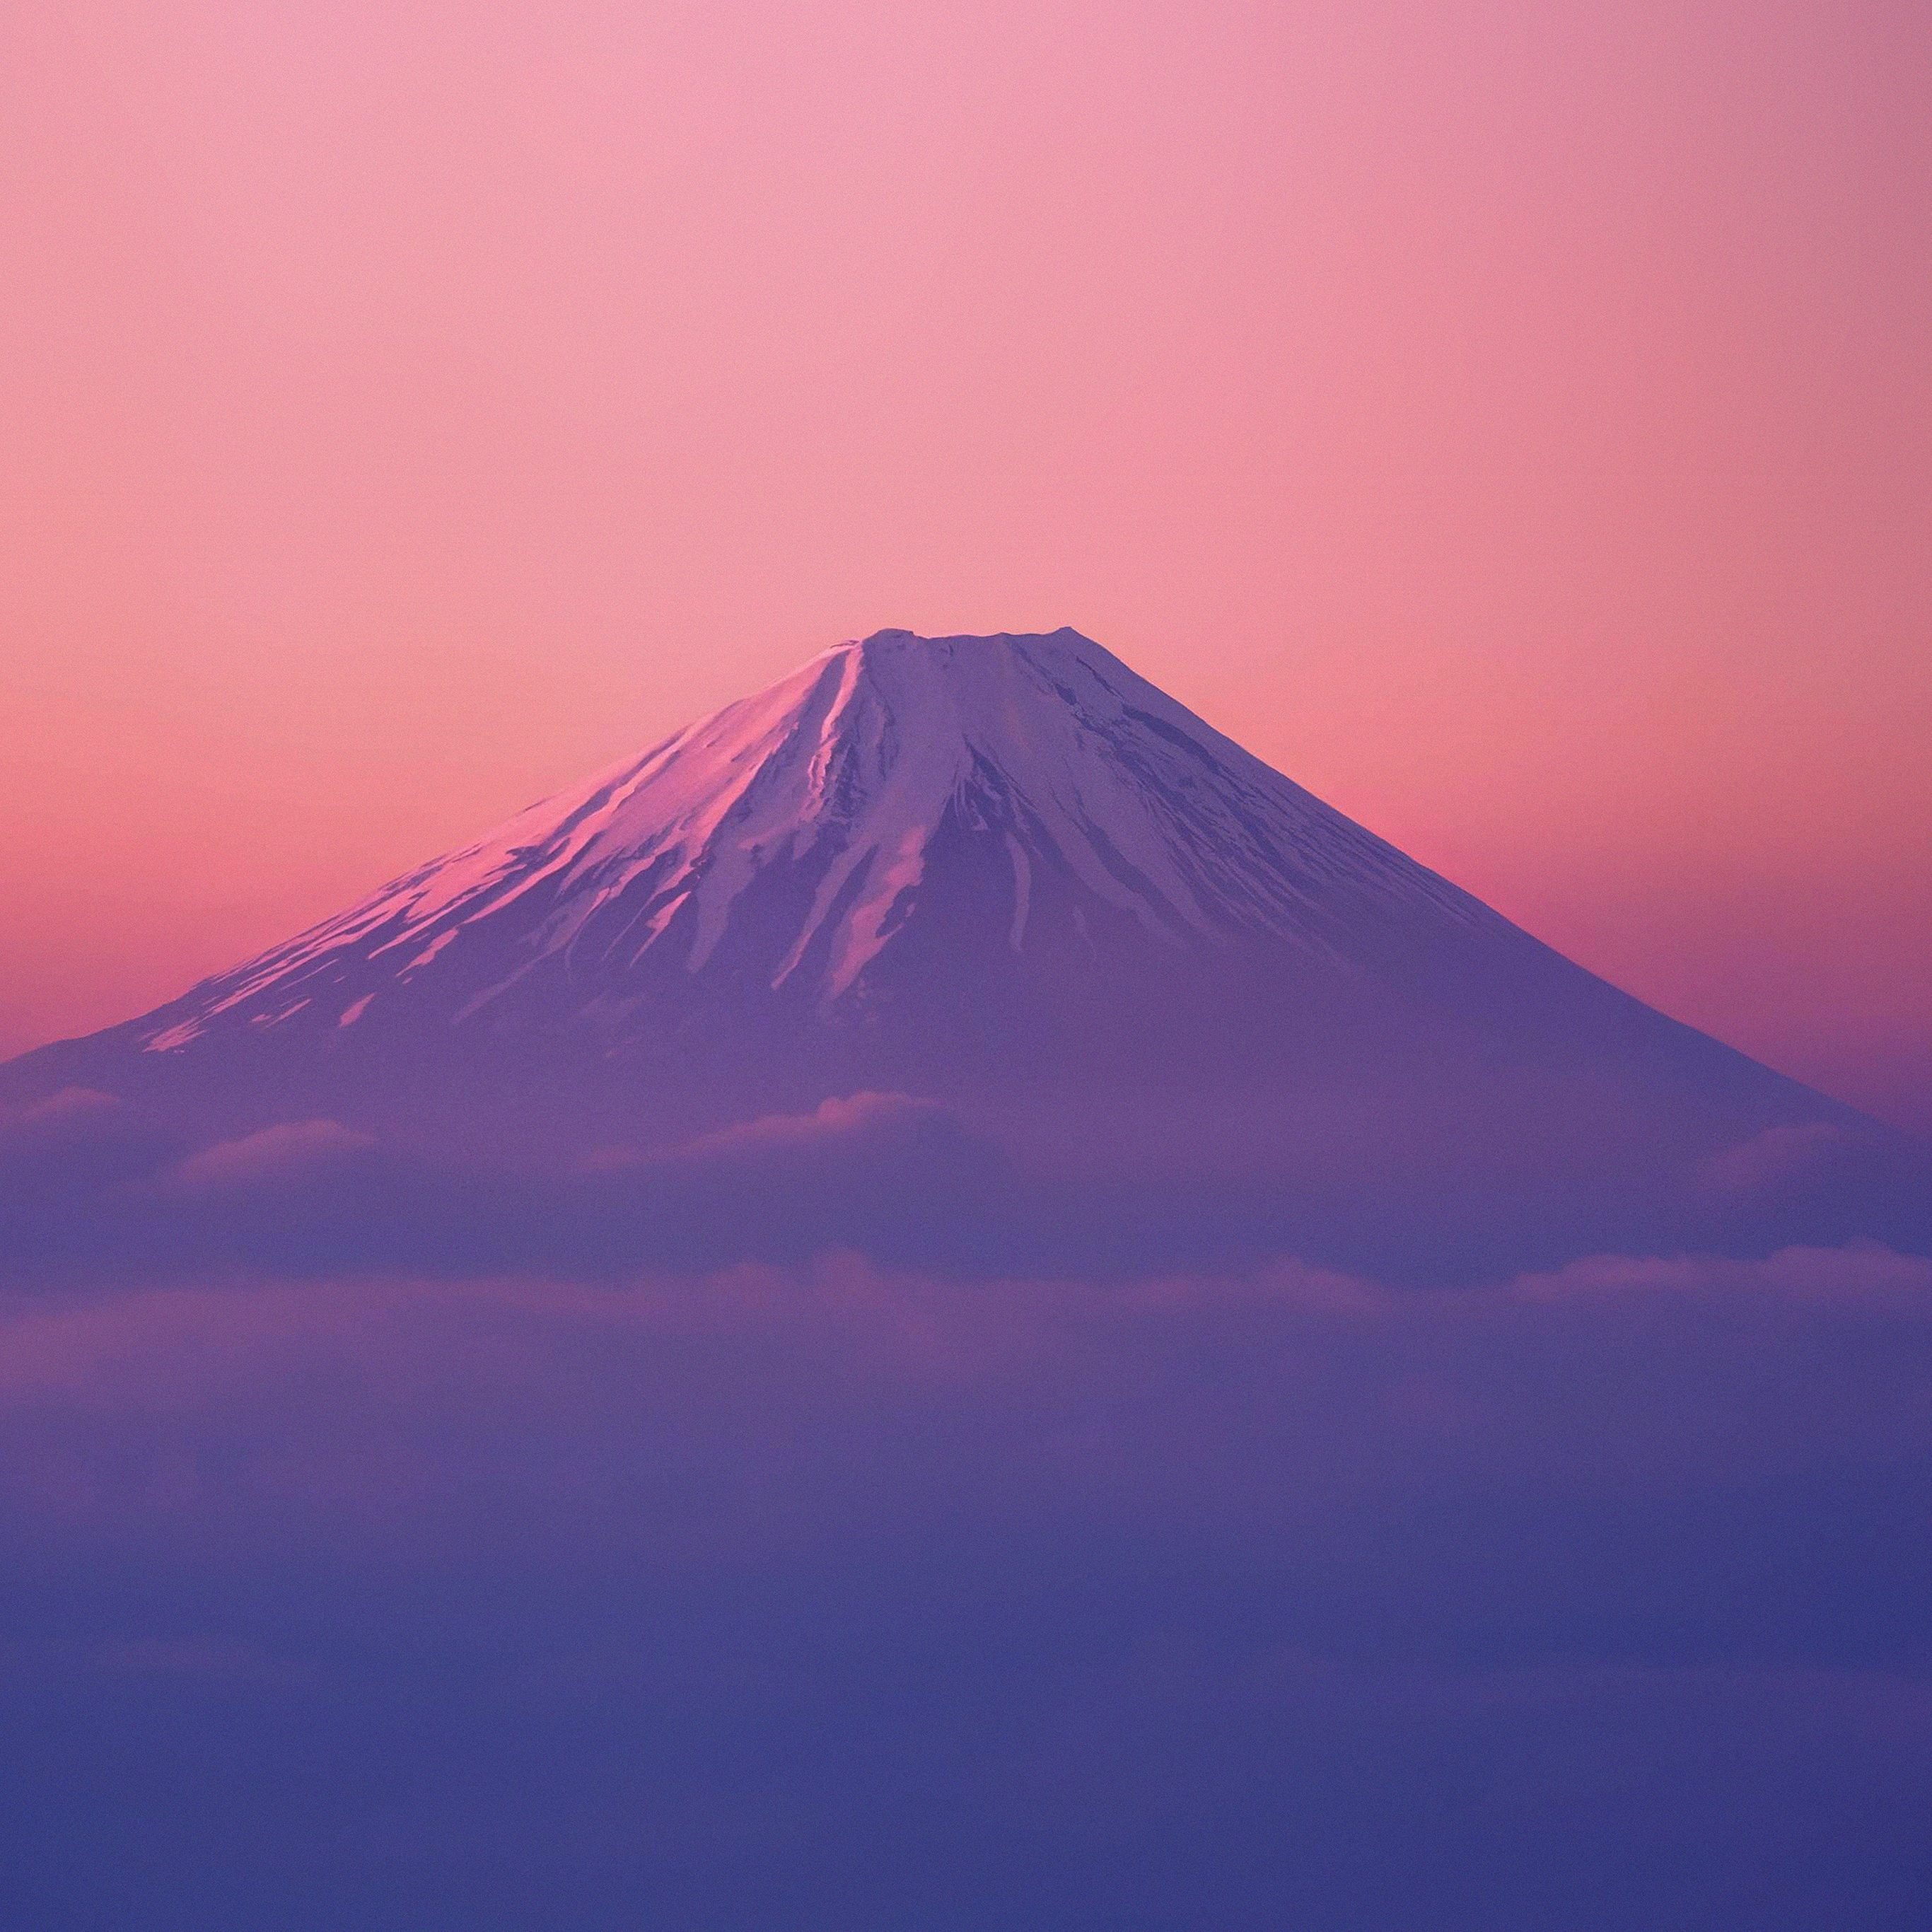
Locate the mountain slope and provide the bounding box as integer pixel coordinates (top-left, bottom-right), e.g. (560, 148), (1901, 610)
(133, 627), (1509, 1046)
(6, 627), (1921, 1276)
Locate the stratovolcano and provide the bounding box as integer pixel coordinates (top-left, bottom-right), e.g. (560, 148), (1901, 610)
(5, 627), (1924, 1276)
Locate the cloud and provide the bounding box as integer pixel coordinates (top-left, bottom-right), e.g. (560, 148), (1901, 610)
(4, 1244), (1929, 1587)
(1, 1086), (139, 1136)
(159, 1119), (382, 1193)
(0, 1085), (180, 1172)
(0, 1089), (189, 1278)
(1703, 1119), (1860, 1194)
(670, 1088), (948, 1157)
(2, 1243), (1930, 1926)
(0, 1092), (1025, 1280)
(3, 1083), (1927, 1288)
(4, 1051), (1932, 1290)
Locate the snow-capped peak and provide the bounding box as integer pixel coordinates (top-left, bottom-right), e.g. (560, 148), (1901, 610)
(137, 627), (1496, 1052)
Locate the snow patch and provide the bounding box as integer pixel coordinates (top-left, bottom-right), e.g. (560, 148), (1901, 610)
(125, 628), (1510, 1043)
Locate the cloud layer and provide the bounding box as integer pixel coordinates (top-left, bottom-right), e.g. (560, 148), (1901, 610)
(8, 1084), (1930, 1288)
(5, 1243), (1931, 1928)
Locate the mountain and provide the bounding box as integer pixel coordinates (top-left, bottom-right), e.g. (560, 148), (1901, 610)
(6, 627), (1924, 1277)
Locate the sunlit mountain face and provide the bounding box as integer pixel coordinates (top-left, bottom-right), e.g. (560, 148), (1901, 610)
(4, 629), (1926, 1282)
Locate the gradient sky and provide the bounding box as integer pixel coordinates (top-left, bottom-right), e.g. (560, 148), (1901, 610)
(4, 0), (1928, 1127)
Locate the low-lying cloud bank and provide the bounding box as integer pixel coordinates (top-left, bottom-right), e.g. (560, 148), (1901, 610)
(5, 1242), (1932, 1928)
(7, 1086), (1929, 1285)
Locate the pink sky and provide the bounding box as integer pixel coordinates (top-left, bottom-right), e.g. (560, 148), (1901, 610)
(3, 0), (1928, 1128)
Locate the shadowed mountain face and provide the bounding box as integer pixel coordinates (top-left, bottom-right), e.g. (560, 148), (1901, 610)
(5, 628), (1926, 1279)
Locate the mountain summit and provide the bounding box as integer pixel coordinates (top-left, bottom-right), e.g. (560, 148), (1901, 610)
(135, 627), (1508, 1053)
(7, 627), (1922, 1275)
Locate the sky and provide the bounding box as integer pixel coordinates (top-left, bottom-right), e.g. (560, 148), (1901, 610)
(3, 0), (1928, 1129)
